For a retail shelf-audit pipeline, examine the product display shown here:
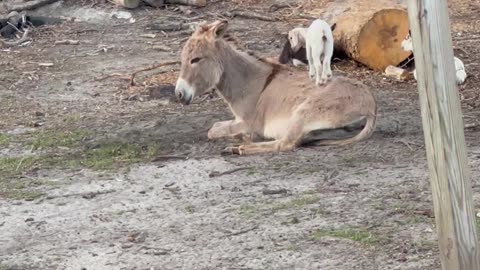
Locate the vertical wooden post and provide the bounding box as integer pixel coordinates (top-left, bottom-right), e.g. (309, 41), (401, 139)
(406, 0), (480, 269)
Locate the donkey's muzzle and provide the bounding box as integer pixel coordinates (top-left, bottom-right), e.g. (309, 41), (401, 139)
(175, 78), (193, 105)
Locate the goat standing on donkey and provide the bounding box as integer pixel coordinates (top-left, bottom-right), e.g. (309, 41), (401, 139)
(174, 20), (378, 155)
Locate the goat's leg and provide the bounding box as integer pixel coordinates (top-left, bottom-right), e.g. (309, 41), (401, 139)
(320, 56), (332, 84)
(222, 120), (305, 155)
(322, 37), (334, 84)
(208, 120), (250, 142)
(314, 57), (323, 86)
(306, 40), (315, 80)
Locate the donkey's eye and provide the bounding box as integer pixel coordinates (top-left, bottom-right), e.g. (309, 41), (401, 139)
(190, 57), (201, 64)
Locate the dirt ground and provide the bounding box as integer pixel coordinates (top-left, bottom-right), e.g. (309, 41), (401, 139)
(1, 0), (480, 269)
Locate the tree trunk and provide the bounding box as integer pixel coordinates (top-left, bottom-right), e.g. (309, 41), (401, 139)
(325, 0), (411, 71)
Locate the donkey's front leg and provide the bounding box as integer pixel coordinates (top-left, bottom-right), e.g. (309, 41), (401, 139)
(207, 120), (250, 142)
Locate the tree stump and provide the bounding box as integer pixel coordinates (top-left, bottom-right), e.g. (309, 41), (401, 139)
(327, 0), (411, 71)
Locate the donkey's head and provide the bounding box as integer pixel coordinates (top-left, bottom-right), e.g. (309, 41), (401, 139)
(400, 30), (413, 52)
(175, 20), (229, 105)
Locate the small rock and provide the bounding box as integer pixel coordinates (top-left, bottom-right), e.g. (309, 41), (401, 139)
(153, 250), (169, 256)
(25, 217), (34, 222)
(152, 45), (171, 52)
(34, 111), (45, 117)
(139, 190), (146, 194)
(121, 243), (133, 249)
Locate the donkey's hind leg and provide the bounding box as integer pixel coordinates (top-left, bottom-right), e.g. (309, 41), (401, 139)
(222, 121), (306, 155)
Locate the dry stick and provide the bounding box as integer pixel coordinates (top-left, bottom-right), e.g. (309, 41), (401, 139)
(208, 167), (253, 178)
(225, 10), (278, 22)
(45, 189), (116, 200)
(0, 29), (31, 47)
(223, 225), (259, 237)
(268, 3), (293, 12)
(8, 0), (60, 12)
(130, 61), (180, 86)
(151, 154), (189, 162)
(94, 73), (131, 82)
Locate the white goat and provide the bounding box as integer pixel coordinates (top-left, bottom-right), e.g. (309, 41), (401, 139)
(401, 31), (467, 85)
(288, 19), (335, 86)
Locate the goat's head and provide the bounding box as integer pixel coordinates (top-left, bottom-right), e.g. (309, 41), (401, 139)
(400, 30), (413, 52)
(175, 20), (228, 105)
(288, 28), (306, 53)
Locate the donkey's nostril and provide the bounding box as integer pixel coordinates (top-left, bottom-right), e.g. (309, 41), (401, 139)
(178, 91), (183, 99)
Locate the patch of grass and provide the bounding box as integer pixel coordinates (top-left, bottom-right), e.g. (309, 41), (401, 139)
(0, 189), (44, 201)
(0, 128), (167, 200)
(185, 205), (195, 214)
(0, 156), (38, 173)
(29, 129), (91, 150)
(287, 243), (300, 252)
(476, 216), (480, 235)
(270, 195), (321, 213)
(239, 204), (258, 217)
(411, 239), (434, 252)
(68, 141), (161, 170)
(312, 228), (379, 245)
(0, 133), (12, 146)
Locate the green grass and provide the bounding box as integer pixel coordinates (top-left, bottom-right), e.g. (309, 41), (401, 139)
(29, 129), (91, 150)
(0, 133), (12, 146)
(270, 195), (321, 213)
(0, 128), (166, 200)
(476, 216), (480, 235)
(312, 228), (379, 245)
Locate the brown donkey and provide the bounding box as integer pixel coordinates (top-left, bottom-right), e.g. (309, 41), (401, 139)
(174, 20), (378, 155)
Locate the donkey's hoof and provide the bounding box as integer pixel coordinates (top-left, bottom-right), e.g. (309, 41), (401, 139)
(221, 146), (241, 155)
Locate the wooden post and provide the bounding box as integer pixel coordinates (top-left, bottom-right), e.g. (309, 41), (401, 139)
(406, 1), (480, 269)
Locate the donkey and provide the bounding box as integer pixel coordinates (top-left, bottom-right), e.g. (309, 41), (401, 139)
(174, 20), (377, 155)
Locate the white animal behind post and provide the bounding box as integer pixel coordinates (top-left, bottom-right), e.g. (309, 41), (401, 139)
(401, 30), (467, 85)
(288, 19), (335, 86)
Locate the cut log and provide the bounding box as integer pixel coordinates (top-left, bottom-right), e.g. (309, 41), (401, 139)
(325, 0), (411, 71)
(113, 0), (141, 9)
(384, 65), (411, 80)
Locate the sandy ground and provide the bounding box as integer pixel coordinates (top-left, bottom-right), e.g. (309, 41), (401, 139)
(1, 0), (480, 269)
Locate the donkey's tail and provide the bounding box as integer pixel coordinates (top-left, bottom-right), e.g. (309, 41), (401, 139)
(314, 112), (377, 147)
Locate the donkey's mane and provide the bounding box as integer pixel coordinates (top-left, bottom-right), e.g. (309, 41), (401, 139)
(220, 32), (286, 89)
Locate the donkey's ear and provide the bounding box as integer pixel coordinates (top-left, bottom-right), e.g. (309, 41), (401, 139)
(211, 20), (229, 38)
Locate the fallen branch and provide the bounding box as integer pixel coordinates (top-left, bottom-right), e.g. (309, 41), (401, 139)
(208, 167), (253, 178)
(8, 0), (61, 12)
(0, 29), (31, 47)
(166, 0), (207, 7)
(268, 4), (292, 12)
(54, 39), (80, 45)
(225, 10), (278, 22)
(130, 61), (180, 86)
(45, 189), (116, 200)
(223, 225), (259, 237)
(93, 73), (131, 82)
(261, 188), (288, 195)
(151, 154), (189, 162)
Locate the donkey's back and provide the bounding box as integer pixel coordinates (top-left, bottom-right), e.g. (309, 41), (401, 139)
(256, 70), (377, 146)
